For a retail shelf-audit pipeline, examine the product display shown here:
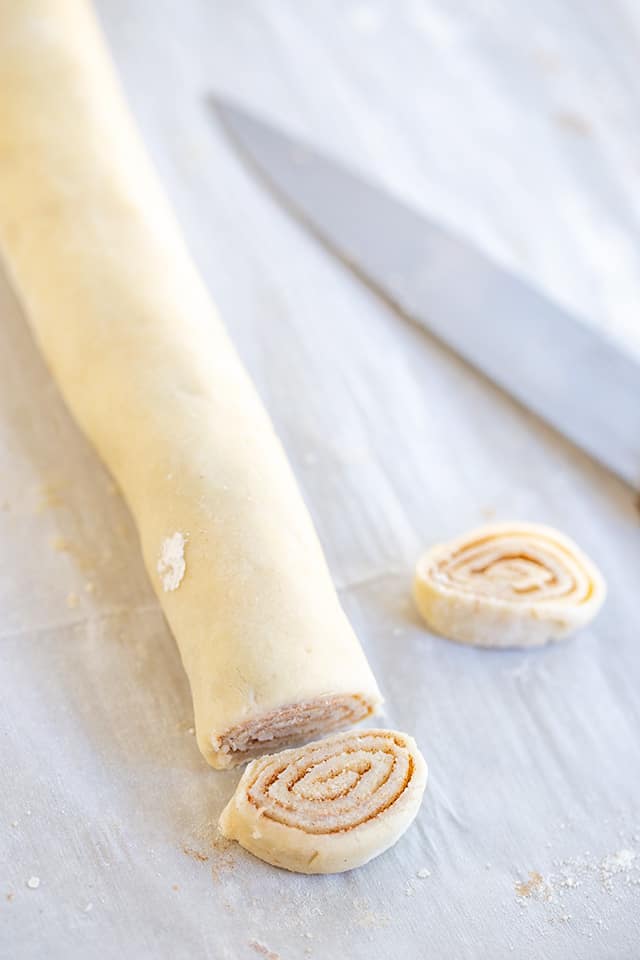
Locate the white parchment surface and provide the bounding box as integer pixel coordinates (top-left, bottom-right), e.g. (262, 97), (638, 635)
(2, 2), (640, 957)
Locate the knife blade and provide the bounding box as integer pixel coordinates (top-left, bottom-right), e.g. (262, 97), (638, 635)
(211, 95), (640, 489)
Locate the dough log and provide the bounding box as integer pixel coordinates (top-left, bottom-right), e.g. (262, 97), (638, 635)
(219, 729), (427, 874)
(0, 0), (381, 767)
(414, 522), (606, 648)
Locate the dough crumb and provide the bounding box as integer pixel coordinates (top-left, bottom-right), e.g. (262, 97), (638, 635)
(602, 848), (635, 873)
(157, 532), (187, 591)
(249, 941), (279, 960)
(210, 835), (236, 883)
(182, 845), (208, 863)
(26, 877), (40, 889)
(601, 848), (636, 888)
(417, 868), (431, 879)
(66, 592), (79, 608)
(515, 870), (551, 901)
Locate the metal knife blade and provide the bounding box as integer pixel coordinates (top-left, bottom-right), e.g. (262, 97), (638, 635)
(211, 96), (640, 489)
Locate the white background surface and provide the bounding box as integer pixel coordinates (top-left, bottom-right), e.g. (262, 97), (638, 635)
(1, 1), (640, 958)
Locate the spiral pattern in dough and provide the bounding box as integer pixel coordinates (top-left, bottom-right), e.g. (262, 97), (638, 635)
(414, 523), (606, 648)
(218, 729), (427, 874)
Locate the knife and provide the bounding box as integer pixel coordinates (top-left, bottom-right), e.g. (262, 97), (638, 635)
(210, 96), (640, 490)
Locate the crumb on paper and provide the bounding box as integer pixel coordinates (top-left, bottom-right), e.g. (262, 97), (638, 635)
(26, 877), (40, 890)
(417, 868), (431, 879)
(352, 897), (392, 927)
(157, 532), (187, 592)
(602, 848), (635, 874)
(553, 110), (592, 136)
(211, 835), (236, 883)
(560, 875), (579, 888)
(182, 845), (208, 863)
(601, 848), (636, 889)
(6, 892), (14, 902)
(172, 884), (179, 891)
(249, 940), (280, 960)
(84, 902), (93, 912)
(85, 581), (95, 593)
(66, 592), (79, 609)
(513, 828), (640, 935)
(515, 871), (551, 901)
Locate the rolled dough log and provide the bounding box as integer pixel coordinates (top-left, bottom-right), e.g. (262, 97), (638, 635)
(219, 729), (427, 873)
(0, 0), (382, 767)
(414, 522), (606, 647)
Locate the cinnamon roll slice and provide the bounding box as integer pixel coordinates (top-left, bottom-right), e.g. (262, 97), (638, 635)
(219, 729), (427, 873)
(414, 523), (605, 648)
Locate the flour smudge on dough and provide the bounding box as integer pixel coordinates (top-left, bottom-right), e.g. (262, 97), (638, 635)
(158, 532), (187, 591)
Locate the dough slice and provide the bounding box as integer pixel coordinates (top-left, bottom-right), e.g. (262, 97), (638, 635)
(219, 729), (427, 874)
(414, 523), (606, 648)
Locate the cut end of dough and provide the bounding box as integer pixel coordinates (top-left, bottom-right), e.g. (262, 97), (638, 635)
(218, 728), (427, 873)
(208, 693), (379, 769)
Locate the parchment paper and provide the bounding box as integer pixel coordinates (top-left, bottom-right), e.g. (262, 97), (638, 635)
(2, 2), (640, 958)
